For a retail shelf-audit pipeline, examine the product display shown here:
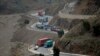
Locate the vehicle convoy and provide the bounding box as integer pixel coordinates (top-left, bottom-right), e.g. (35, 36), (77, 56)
(36, 22), (49, 29)
(36, 22), (44, 29)
(36, 22), (61, 31)
(36, 36), (53, 48)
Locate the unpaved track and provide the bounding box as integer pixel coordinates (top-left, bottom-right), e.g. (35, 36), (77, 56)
(58, 11), (96, 19)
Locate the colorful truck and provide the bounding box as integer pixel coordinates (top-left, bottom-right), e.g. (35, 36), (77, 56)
(36, 37), (50, 46)
(44, 40), (53, 48)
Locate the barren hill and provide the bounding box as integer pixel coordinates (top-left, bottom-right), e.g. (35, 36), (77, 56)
(0, 0), (65, 15)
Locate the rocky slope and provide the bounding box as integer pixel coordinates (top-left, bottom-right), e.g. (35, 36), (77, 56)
(50, 0), (100, 30)
(58, 14), (100, 56)
(74, 0), (100, 15)
(53, 0), (100, 56)
(50, 15), (100, 55)
(49, 16), (83, 30)
(0, 0), (65, 15)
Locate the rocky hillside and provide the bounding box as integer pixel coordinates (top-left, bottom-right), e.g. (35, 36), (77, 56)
(57, 15), (100, 56)
(0, 0), (99, 15)
(0, 0), (65, 15)
(74, 0), (100, 15)
(55, 16), (100, 56)
(50, 0), (100, 30)
(49, 16), (83, 30)
(53, 0), (100, 56)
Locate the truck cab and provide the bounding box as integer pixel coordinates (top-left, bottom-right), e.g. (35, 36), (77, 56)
(44, 40), (53, 48)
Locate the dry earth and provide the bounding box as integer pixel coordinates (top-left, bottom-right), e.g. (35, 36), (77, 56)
(0, 14), (21, 56)
(0, 12), (58, 56)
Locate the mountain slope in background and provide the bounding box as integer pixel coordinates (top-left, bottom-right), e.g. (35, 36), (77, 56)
(0, 0), (65, 15)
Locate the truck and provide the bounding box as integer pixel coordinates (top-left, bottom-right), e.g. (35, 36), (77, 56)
(36, 37), (50, 46)
(44, 40), (53, 48)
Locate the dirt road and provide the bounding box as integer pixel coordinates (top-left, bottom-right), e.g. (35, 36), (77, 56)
(58, 11), (96, 19)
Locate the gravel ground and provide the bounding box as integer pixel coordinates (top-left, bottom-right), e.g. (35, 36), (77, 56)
(11, 25), (58, 44)
(0, 14), (44, 56)
(0, 14), (21, 56)
(0, 11), (58, 56)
